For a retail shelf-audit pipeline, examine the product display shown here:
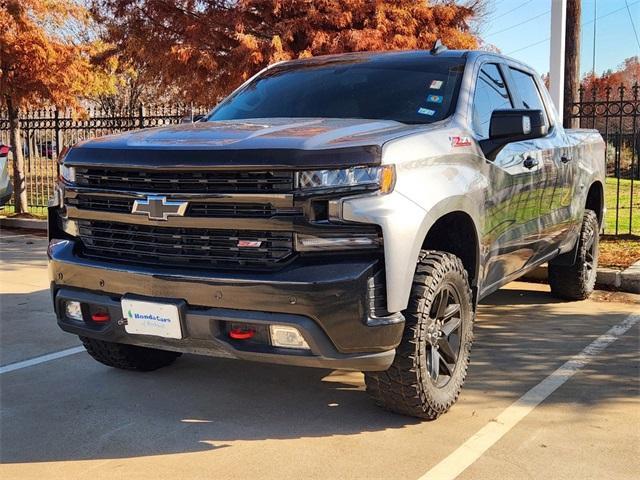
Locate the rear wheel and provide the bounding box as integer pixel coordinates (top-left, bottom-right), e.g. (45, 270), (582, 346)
(549, 209), (599, 300)
(80, 337), (181, 371)
(364, 251), (474, 420)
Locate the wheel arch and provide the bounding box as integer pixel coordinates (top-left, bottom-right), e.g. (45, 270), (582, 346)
(421, 210), (481, 294)
(585, 180), (604, 225)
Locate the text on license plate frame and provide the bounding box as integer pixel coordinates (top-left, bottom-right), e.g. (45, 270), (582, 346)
(121, 298), (183, 339)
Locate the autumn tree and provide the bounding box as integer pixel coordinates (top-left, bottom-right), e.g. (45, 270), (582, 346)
(92, 53), (176, 114)
(93, 0), (484, 105)
(0, 0), (112, 213)
(581, 56), (640, 98)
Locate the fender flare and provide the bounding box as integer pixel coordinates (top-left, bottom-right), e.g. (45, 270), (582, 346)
(342, 191), (482, 313)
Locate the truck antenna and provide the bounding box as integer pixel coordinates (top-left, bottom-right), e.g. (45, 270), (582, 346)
(430, 39), (448, 55)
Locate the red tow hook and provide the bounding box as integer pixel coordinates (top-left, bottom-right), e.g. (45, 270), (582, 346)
(91, 311), (110, 323)
(229, 328), (255, 340)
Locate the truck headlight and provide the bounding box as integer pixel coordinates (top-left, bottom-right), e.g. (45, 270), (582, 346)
(59, 164), (76, 183)
(57, 147), (75, 184)
(61, 218), (79, 236)
(296, 165), (395, 193)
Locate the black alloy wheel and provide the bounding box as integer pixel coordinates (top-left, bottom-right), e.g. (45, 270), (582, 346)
(425, 284), (464, 388)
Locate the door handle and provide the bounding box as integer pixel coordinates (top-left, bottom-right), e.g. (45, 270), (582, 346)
(561, 156), (572, 163)
(523, 157), (539, 169)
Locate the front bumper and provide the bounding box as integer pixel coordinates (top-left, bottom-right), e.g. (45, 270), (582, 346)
(49, 239), (404, 371)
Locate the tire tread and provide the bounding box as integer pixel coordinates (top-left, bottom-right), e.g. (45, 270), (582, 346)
(364, 251), (474, 420)
(80, 336), (181, 371)
(549, 210), (599, 300)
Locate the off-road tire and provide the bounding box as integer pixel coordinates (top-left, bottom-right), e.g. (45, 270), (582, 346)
(548, 209), (599, 300)
(364, 251), (474, 420)
(80, 336), (181, 371)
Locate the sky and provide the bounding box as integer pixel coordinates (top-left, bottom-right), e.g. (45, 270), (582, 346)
(479, 0), (640, 76)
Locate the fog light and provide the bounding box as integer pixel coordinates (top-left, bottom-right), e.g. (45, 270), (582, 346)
(65, 301), (83, 321)
(269, 325), (310, 349)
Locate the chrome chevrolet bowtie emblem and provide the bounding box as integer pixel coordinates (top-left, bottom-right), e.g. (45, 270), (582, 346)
(131, 195), (188, 221)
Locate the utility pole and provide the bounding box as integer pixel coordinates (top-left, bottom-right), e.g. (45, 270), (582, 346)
(564, 0), (581, 128)
(549, 0), (567, 125)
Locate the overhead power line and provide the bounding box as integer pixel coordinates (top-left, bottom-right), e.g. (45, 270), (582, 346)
(485, 10), (550, 38)
(490, 0), (511, 9)
(506, 38), (550, 56)
(505, 0), (640, 57)
(488, 0), (534, 22)
(582, 0), (639, 26)
(624, 0), (640, 50)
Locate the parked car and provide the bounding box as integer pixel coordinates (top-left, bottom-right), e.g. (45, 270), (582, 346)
(48, 47), (605, 419)
(0, 144), (12, 206)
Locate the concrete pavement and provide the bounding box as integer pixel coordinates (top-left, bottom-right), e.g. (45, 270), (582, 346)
(1, 231), (638, 480)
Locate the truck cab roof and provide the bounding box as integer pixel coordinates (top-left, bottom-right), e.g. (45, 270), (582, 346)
(269, 49), (534, 75)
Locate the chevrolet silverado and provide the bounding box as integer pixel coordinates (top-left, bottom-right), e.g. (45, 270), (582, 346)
(49, 48), (605, 419)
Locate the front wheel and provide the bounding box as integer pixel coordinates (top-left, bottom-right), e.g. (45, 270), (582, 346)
(364, 251), (474, 420)
(549, 209), (599, 300)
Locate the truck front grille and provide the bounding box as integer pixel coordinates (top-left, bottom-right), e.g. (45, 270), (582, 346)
(68, 196), (132, 214)
(67, 194), (299, 218)
(75, 168), (294, 193)
(77, 220), (294, 270)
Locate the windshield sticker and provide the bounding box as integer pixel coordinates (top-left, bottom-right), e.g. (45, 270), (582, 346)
(429, 80), (443, 90)
(427, 94), (443, 104)
(417, 107), (436, 116)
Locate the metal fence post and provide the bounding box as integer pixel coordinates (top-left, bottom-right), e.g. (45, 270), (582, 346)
(54, 108), (61, 157)
(138, 104), (145, 129)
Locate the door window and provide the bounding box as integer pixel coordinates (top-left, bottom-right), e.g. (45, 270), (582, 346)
(472, 64), (513, 138)
(508, 68), (549, 126)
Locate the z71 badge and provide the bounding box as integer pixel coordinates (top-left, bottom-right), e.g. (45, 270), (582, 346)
(450, 136), (472, 147)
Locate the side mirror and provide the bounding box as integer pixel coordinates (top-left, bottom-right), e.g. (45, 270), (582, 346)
(480, 109), (548, 160)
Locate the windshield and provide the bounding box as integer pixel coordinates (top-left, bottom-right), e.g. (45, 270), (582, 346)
(208, 55), (466, 124)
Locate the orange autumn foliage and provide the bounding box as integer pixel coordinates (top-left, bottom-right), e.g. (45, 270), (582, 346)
(94, 0), (482, 104)
(581, 56), (640, 98)
(0, 0), (112, 213)
(0, 0), (108, 110)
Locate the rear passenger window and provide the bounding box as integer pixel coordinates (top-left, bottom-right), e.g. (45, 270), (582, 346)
(508, 68), (549, 126)
(472, 64), (513, 138)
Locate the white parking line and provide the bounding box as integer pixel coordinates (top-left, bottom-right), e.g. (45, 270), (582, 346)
(0, 346), (85, 375)
(419, 313), (640, 480)
(0, 233), (34, 239)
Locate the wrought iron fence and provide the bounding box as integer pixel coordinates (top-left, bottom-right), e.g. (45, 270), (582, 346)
(570, 82), (639, 236)
(0, 105), (209, 215)
(0, 87), (638, 236)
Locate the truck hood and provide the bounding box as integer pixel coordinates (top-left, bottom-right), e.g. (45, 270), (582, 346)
(65, 118), (426, 169)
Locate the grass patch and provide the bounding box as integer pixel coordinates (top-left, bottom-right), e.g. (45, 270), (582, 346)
(0, 205), (48, 218)
(599, 235), (640, 269)
(605, 177), (640, 235)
